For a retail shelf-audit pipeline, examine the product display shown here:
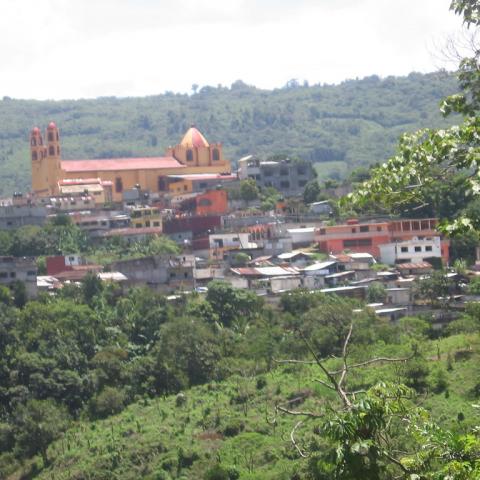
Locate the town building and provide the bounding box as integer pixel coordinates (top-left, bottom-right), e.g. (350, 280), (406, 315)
(30, 123), (231, 202)
(238, 155), (314, 197)
(378, 236), (443, 266)
(316, 218), (449, 263)
(0, 256), (37, 298)
(0, 200), (47, 229)
(129, 206), (162, 229)
(110, 255), (195, 291)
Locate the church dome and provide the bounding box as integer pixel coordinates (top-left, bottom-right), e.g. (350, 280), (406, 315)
(180, 126), (209, 148)
(47, 122), (57, 130)
(31, 127), (40, 134)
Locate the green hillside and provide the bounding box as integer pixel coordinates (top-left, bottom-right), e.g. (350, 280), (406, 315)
(0, 72), (459, 195)
(2, 278), (480, 479)
(15, 333), (480, 480)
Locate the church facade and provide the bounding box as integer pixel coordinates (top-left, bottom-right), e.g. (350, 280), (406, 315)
(30, 123), (231, 202)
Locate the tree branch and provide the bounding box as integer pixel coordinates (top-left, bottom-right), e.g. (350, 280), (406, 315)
(291, 421), (309, 458)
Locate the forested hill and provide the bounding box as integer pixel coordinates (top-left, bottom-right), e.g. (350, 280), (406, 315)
(0, 72), (459, 195)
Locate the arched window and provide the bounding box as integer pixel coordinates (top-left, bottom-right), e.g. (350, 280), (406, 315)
(57, 146), (60, 155)
(49, 146), (55, 156)
(31, 138), (36, 146)
(186, 149), (193, 162)
(115, 177), (123, 193)
(31, 151), (37, 161)
(56, 132), (59, 141)
(48, 132), (54, 142)
(212, 148), (220, 161)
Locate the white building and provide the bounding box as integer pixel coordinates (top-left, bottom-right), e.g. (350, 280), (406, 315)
(378, 236), (442, 266)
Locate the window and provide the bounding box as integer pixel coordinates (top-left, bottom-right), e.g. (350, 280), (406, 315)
(298, 180), (307, 187)
(135, 223), (141, 228)
(414, 246), (422, 252)
(153, 221), (160, 227)
(377, 226), (382, 232)
(49, 146), (55, 156)
(186, 149), (193, 161)
(297, 167), (306, 175)
(115, 177), (123, 193)
(170, 272), (176, 278)
(31, 151), (37, 161)
(183, 185), (188, 191)
(319, 228), (326, 235)
(145, 221), (150, 227)
(351, 228), (356, 233)
(31, 138), (36, 146)
(264, 169), (273, 177)
(10, 272), (15, 278)
(199, 182), (208, 189)
(184, 272), (189, 278)
(48, 132), (54, 142)
(212, 148), (220, 161)
(0, 272), (7, 279)
(280, 180), (290, 188)
(158, 176), (166, 191)
(358, 238), (372, 246)
(425, 245), (433, 252)
(343, 238), (372, 247)
(27, 271), (36, 276)
(199, 198), (212, 206)
(280, 168), (289, 176)
(359, 225), (369, 233)
(401, 247), (408, 253)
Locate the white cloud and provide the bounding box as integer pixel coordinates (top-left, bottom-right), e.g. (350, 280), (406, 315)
(0, 0), (466, 99)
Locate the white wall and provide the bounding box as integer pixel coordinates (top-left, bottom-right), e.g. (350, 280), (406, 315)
(379, 237), (441, 265)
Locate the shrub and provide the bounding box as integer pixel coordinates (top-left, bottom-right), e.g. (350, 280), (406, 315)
(90, 387), (125, 418)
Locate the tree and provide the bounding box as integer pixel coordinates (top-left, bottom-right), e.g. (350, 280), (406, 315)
(414, 270), (453, 307)
(239, 179), (259, 203)
(13, 399), (70, 465)
(366, 282), (386, 303)
(206, 280), (262, 328)
(303, 180), (321, 204)
(347, 1), (480, 236)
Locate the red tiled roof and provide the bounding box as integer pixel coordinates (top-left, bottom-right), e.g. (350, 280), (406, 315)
(61, 157), (185, 173)
(396, 262), (432, 270)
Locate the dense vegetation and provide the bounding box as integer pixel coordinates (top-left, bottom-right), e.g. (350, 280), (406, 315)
(2, 283), (480, 479)
(0, 71), (459, 195)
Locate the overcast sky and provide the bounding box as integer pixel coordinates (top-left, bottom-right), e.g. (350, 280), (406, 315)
(0, 0), (467, 100)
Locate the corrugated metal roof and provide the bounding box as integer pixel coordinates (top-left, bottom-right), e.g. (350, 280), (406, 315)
(277, 251), (313, 260)
(325, 270), (355, 279)
(303, 261), (337, 271)
(231, 266), (299, 277)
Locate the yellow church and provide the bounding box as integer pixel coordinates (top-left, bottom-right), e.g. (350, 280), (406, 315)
(30, 123), (231, 202)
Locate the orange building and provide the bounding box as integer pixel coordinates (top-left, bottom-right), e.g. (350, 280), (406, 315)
(178, 189), (228, 216)
(30, 123), (231, 202)
(316, 218), (449, 263)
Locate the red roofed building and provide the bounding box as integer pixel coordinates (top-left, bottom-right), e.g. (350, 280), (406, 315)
(30, 124), (231, 202)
